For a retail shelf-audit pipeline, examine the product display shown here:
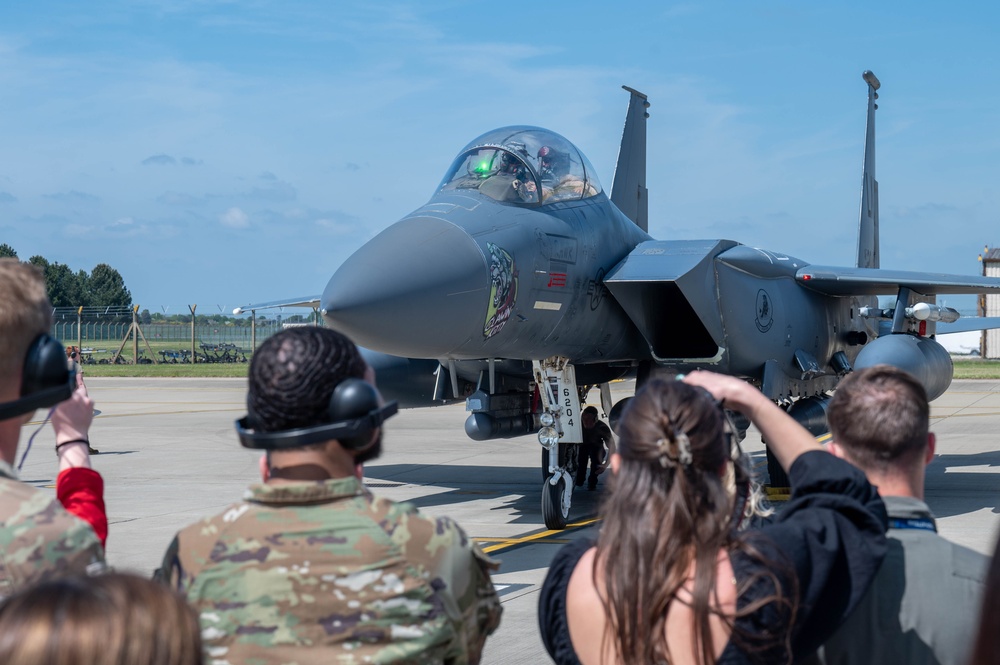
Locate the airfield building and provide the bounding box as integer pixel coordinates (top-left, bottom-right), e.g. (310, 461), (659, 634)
(981, 247), (1000, 359)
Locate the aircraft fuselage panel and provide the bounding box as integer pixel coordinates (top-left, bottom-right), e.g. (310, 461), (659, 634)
(322, 191), (651, 364)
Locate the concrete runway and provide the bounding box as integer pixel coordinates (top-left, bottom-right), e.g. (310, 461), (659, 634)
(18, 378), (1000, 664)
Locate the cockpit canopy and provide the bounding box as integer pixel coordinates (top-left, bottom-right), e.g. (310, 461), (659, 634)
(438, 126), (603, 205)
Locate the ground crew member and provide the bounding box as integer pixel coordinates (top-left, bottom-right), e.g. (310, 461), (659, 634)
(576, 405), (615, 490)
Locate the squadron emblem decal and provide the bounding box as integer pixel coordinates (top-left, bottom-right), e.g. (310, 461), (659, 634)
(484, 242), (518, 339)
(755, 289), (773, 333)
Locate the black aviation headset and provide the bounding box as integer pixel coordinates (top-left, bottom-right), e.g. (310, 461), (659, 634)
(0, 334), (75, 421)
(235, 378), (399, 451)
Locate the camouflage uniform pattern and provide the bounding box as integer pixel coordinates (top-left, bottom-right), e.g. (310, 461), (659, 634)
(0, 460), (106, 599)
(160, 475), (502, 664)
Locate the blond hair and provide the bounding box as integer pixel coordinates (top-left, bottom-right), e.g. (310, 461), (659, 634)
(0, 259), (52, 380)
(0, 573), (204, 665)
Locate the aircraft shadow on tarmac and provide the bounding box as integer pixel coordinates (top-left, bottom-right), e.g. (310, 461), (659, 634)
(752, 448), (1000, 519)
(370, 449), (771, 524)
(924, 450), (1000, 517)
(365, 448), (1000, 526)
(366, 463), (606, 524)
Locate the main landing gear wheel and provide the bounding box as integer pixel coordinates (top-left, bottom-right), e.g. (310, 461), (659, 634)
(765, 444), (790, 488)
(542, 475), (570, 530)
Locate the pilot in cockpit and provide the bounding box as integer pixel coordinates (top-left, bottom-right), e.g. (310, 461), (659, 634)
(537, 145), (568, 179)
(479, 150), (539, 203)
(537, 145), (595, 202)
(538, 145), (597, 203)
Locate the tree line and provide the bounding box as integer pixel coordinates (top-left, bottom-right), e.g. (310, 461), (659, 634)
(0, 243), (132, 309)
(3, 243), (317, 327)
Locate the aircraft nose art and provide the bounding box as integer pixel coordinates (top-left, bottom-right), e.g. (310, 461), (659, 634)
(321, 216), (488, 357)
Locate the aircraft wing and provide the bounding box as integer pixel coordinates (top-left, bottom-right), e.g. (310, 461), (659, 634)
(936, 318), (1000, 334)
(232, 295), (321, 315)
(795, 266), (1000, 296)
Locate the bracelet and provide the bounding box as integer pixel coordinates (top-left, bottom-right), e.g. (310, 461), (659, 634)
(55, 439), (89, 453)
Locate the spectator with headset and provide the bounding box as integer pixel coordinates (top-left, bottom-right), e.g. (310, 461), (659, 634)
(157, 327), (502, 664)
(0, 259), (106, 598)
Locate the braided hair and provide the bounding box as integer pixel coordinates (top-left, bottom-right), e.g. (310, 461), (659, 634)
(247, 327), (367, 433)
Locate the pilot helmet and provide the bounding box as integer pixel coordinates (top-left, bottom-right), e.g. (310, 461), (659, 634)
(537, 145), (567, 175)
(499, 151), (522, 173)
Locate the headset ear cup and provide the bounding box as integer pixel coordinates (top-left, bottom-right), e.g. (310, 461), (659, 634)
(328, 378), (383, 450)
(0, 334), (74, 420)
(22, 334), (70, 396)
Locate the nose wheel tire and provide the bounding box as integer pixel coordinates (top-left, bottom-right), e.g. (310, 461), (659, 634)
(542, 475), (570, 530)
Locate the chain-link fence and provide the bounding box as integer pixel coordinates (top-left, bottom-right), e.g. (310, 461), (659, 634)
(50, 306), (318, 364)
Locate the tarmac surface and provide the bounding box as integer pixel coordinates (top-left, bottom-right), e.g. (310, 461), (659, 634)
(18, 377), (1000, 664)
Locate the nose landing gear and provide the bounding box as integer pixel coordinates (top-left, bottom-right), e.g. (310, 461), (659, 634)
(533, 357), (584, 530)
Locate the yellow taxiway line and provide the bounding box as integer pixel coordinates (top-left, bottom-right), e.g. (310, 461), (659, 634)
(477, 517), (602, 554)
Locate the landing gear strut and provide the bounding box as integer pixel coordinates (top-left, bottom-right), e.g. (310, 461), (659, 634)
(533, 357), (584, 530)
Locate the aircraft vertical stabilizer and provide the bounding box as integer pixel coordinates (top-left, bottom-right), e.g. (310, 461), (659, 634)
(611, 86), (649, 232)
(857, 71), (880, 269)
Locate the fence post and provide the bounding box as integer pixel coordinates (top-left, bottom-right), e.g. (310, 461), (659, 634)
(190, 305), (197, 364)
(132, 306), (139, 364)
(251, 310), (257, 356)
(77, 307), (83, 352)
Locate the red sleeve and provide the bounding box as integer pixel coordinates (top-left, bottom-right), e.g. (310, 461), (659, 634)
(56, 467), (108, 549)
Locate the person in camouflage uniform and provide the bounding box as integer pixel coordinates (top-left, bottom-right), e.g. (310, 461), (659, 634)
(0, 259), (106, 598)
(158, 327), (502, 664)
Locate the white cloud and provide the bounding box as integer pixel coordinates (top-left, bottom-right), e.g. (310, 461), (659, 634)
(219, 207), (249, 228)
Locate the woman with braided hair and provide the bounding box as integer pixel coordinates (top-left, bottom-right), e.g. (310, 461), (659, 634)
(539, 371), (888, 664)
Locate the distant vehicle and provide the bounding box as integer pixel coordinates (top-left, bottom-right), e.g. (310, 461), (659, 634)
(238, 72), (1000, 529)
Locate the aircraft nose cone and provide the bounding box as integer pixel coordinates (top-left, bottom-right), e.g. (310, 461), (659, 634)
(322, 217), (488, 357)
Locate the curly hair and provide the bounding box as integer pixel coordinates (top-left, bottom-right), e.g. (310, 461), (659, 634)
(247, 327), (367, 433)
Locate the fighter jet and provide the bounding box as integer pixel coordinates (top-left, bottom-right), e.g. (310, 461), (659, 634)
(239, 72), (1000, 529)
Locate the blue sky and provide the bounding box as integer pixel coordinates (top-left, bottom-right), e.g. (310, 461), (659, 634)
(1, 1), (998, 315)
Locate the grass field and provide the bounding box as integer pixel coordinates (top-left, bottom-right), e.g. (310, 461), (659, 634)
(951, 358), (1000, 379)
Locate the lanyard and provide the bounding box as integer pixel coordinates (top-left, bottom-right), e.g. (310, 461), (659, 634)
(889, 517), (936, 532)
